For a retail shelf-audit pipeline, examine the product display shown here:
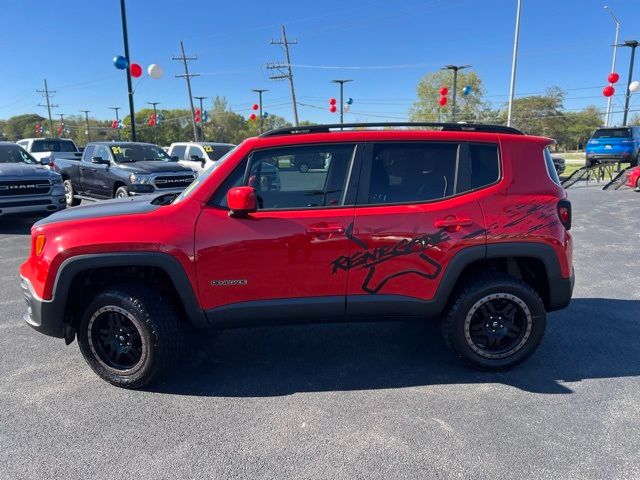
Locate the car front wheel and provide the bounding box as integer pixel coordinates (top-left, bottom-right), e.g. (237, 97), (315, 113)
(63, 179), (81, 206)
(77, 284), (182, 388)
(442, 273), (546, 371)
(115, 186), (129, 198)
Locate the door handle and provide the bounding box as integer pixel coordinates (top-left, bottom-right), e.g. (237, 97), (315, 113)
(306, 224), (345, 236)
(434, 218), (472, 231)
(79, 166), (85, 171)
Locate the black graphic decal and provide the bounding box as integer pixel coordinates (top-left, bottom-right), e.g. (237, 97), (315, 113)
(331, 224), (449, 294)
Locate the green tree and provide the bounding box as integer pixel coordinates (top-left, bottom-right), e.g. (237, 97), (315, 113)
(3, 113), (46, 140)
(410, 70), (486, 122)
(563, 106), (602, 151)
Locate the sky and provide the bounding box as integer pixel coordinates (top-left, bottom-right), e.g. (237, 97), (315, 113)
(1, 0), (639, 125)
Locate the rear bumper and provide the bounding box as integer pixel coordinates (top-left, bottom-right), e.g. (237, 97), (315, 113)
(20, 276), (65, 338)
(0, 194), (66, 216)
(586, 152), (634, 162)
(547, 268), (575, 312)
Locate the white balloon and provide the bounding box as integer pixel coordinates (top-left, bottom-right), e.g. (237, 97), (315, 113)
(343, 104), (350, 112)
(147, 64), (163, 79)
(629, 80), (640, 93)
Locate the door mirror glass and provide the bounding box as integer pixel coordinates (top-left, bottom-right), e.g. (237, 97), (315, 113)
(227, 186), (256, 216)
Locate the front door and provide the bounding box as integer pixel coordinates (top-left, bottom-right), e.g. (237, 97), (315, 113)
(195, 143), (361, 322)
(343, 141), (490, 314)
(83, 144), (113, 198)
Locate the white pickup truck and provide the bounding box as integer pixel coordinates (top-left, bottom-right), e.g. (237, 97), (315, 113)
(16, 138), (83, 165)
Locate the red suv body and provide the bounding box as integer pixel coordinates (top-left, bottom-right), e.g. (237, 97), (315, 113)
(20, 123), (574, 388)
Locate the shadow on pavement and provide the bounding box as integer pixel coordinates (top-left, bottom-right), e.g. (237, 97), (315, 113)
(0, 216), (44, 235)
(151, 297), (640, 397)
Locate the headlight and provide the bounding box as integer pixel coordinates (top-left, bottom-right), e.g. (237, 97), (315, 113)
(129, 173), (152, 184)
(51, 176), (63, 185)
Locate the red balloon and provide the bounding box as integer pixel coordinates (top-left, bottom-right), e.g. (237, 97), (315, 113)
(329, 98), (337, 105)
(130, 63), (142, 78)
(603, 85), (615, 97)
(329, 105), (337, 113)
(608, 72), (620, 84)
(249, 113), (257, 120)
(438, 96), (448, 106)
(252, 104), (259, 111)
(439, 86), (449, 96)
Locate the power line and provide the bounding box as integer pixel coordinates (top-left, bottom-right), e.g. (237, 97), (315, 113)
(173, 40), (200, 141)
(36, 79), (58, 137)
(266, 25), (299, 126)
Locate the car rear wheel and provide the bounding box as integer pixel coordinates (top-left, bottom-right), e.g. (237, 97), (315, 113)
(77, 284), (183, 388)
(441, 272), (546, 371)
(115, 186), (129, 199)
(63, 179), (81, 206)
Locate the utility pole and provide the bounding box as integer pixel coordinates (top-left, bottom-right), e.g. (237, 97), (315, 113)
(173, 41), (200, 141)
(146, 102), (160, 144)
(266, 25), (299, 126)
(119, 0), (136, 141)
(37, 79), (58, 137)
(194, 96), (207, 141)
(251, 89), (268, 133)
(58, 113), (65, 137)
(604, 6), (621, 127)
(442, 65), (471, 122)
(619, 40), (639, 126)
(80, 110), (91, 142)
(109, 107), (122, 140)
(331, 79), (353, 125)
(507, 0), (522, 127)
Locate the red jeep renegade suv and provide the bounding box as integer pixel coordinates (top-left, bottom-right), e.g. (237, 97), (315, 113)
(20, 123), (574, 388)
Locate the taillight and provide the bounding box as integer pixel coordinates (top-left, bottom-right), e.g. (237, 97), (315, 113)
(557, 200), (571, 230)
(35, 235), (46, 256)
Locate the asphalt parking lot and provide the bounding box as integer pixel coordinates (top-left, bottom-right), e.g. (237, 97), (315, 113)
(1, 187), (639, 480)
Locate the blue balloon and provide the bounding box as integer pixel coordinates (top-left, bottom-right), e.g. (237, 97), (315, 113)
(346, 97), (353, 105)
(262, 112), (268, 118)
(462, 85), (472, 96)
(113, 55), (128, 70)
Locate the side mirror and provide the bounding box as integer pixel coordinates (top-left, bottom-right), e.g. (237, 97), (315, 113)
(39, 157), (54, 166)
(190, 154), (204, 162)
(171, 155), (180, 161)
(91, 156), (109, 165)
(227, 186), (257, 217)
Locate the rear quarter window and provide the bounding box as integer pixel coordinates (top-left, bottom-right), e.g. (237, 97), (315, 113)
(470, 143), (500, 189)
(544, 148), (562, 186)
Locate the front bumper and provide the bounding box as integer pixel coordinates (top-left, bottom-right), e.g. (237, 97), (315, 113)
(20, 276), (65, 338)
(0, 194), (66, 216)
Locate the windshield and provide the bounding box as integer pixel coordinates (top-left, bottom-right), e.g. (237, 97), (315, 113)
(31, 139), (77, 153)
(173, 144), (239, 204)
(109, 144), (173, 162)
(203, 144), (235, 161)
(592, 128), (631, 139)
(0, 144), (39, 164)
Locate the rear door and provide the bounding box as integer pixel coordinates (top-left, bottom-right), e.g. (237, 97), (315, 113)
(344, 141), (488, 315)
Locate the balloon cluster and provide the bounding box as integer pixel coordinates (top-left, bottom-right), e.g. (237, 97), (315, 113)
(603, 72), (619, 98)
(110, 120), (124, 129)
(344, 97), (354, 112)
(328, 97), (337, 113)
(148, 113), (165, 127)
(112, 56), (164, 80)
(462, 85), (472, 96)
(438, 87), (448, 106)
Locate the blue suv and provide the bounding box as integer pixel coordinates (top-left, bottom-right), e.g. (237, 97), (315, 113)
(585, 126), (640, 167)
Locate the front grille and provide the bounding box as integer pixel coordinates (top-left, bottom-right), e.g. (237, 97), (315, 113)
(153, 175), (195, 189)
(0, 179), (51, 197)
(0, 199), (52, 208)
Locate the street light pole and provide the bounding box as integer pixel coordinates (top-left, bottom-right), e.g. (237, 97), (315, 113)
(604, 6), (621, 127)
(251, 89), (268, 133)
(80, 110), (91, 142)
(109, 107), (121, 140)
(442, 65), (470, 122)
(507, 0), (522, 127)
(331, 79), (353, 125)
(146, 102), (160, 144)
(119, 0), (136, 141)
(619, 40), (639, 126)
(194, 96), (207, 142)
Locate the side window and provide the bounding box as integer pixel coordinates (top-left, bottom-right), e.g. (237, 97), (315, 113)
(187, 145), (203, 160)
(367, 143), (459, 205)
(171, 145), (187, 159)
(210, 144), (355, 210)
(93, 145), (111, 163)
(544, 147), (561, 186)
(82, 145), (95, 162)
(470, 143), (500, 189)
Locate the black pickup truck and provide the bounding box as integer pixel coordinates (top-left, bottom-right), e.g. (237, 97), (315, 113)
(53, 142), (197, 206)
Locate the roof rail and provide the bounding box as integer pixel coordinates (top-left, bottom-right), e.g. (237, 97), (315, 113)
(259, 122), (524, 137)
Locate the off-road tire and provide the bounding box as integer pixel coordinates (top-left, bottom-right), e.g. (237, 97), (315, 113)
(441, 272), (546, 371)
(115, 186), (129, 199)
(63, 179), (81, 206)
(77, 283), (183, 389)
